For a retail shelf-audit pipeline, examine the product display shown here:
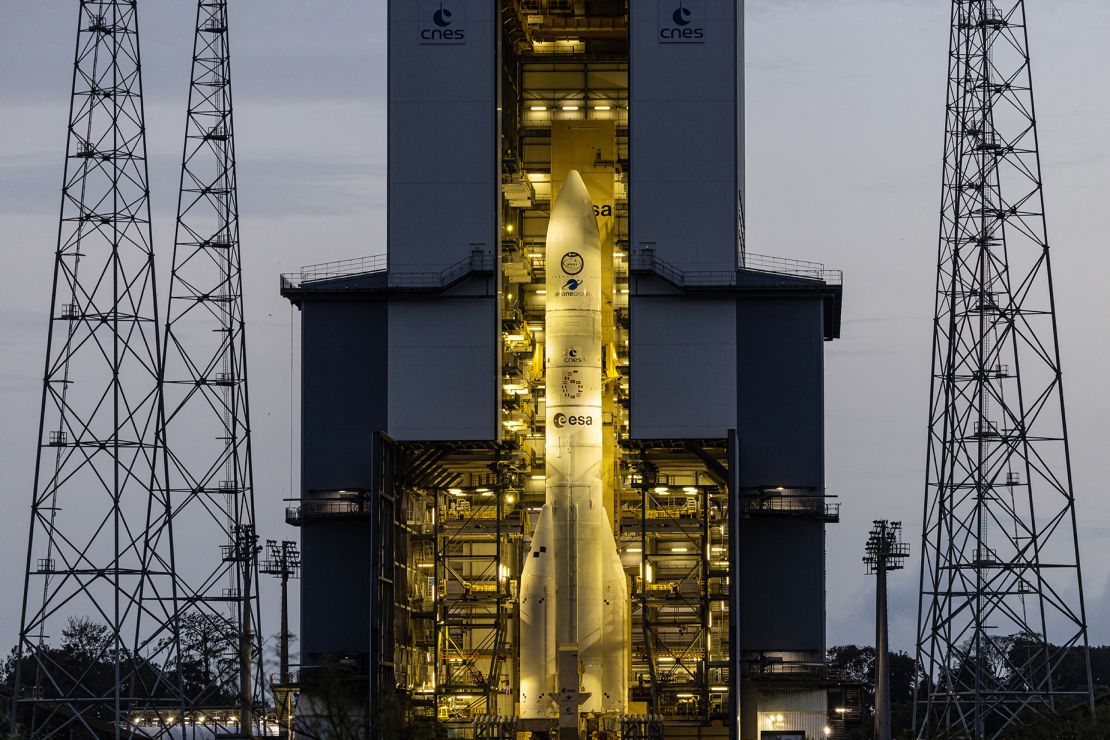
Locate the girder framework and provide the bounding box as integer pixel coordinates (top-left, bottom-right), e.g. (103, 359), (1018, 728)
(915, 2), (1093, 736)
(155, 0), (264, 733)
(396, 443), (521, 727)
(624, 443), (731, 724)
(13, 3), (184, 738)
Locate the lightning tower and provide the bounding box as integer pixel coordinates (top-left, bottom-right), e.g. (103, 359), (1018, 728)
(13, 2), (185, 737)
(156, 0), (264, 733)
(916, 1), (1094, 736)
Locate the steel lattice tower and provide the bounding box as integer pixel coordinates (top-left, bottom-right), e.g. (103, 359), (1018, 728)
(154, 0), (264, 733)
(12, 3), (185, 738)
(915, 1), (1094, 736)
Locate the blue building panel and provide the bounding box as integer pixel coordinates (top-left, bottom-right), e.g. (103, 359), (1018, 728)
(389, 0), (498, 272)
(630, 0), (743, 272)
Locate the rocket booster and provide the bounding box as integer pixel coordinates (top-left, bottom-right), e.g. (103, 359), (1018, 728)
(518, 171), (628, 720)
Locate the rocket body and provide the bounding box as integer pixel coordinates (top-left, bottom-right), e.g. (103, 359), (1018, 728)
(519, 171), (628, 720)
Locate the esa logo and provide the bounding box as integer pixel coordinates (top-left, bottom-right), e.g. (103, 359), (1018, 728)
(420, 1), (466, 44)
(659, 0), (705, 43)
(553, 412), (594, 429)
(561, 251), (584, 276)
(592, 204), (613, 217)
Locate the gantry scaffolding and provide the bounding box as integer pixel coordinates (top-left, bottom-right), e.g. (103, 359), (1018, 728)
(391, 440), (735, 736)
(396, 444), (523, 725)
(916, 1), (1094, 737)
(624, 441), (732, 728)
(285, 430), (737, 737)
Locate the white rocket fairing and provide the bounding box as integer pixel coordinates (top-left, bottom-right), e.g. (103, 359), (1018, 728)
(519, 171), (628, 722)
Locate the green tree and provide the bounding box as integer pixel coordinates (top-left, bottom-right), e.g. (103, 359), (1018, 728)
(828, 644), (923, 739)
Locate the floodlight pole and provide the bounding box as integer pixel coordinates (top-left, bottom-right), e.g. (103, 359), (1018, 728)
(876, 549), (891, 740)
(262, 539), (301, 740)
(865, 520), (909, 740)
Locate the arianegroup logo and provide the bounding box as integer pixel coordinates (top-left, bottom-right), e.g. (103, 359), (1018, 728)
(420, 1), (467, 44)
(556, 277), (592, 298)
(659, 0), (705, 43)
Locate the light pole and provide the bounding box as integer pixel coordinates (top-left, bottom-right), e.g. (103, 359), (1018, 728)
(262, 539), (301, 740)
(864, 521), (909, 740)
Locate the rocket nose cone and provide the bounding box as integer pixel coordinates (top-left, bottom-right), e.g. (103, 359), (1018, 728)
(553, 169), (592, 215)
(550, 170), (599, 243)
(560, 169), (589, 199)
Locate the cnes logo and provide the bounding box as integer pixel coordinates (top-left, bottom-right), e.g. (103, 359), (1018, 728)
(420, 1), (467, 44)
(433, 4), (453, 26)
(659, 0), (705, 43)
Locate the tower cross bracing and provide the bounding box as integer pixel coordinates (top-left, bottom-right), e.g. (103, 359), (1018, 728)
(915, 1), (1094, 736)
(155, 0), (265, 732)
(13, 2), (185, 737)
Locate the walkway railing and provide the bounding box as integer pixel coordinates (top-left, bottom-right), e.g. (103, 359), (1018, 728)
(630, 245), (842, 287)
(281, 246), (495, 292)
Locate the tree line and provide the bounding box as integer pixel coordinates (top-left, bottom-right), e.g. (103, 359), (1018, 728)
(829, 639), (1110, 739)
(0, 614), (242, 737)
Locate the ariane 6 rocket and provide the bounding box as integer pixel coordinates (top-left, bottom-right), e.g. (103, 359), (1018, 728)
(519, 170), (628, 723)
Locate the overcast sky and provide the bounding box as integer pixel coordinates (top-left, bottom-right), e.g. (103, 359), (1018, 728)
(2, 0), (1110, 663)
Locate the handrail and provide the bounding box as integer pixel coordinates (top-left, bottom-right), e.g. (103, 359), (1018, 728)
(629, 247), (736, 287)
(285, 498), (369, 525)
(281, 246), (496, 292)
(282, 245), (840, 292)
(741, 252), (843, 285)
(742, 495), (840, 520)
(631, 245), (842, 287)
(280, 254), (387, 288)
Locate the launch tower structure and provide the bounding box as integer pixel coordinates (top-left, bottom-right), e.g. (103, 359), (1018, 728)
(915, 1), (1094, 736)
(13, 2), (185, 737)
(157, 0), (265, 732)
(281, 3), (843, 738)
